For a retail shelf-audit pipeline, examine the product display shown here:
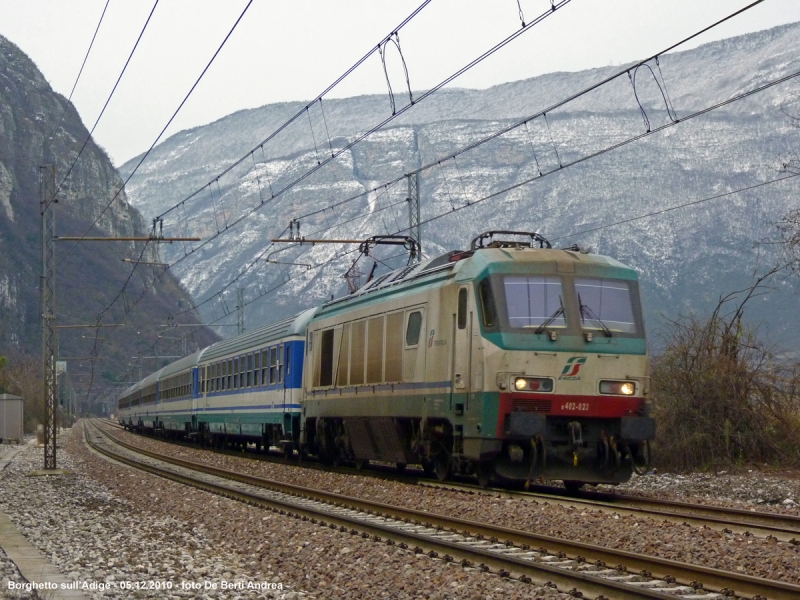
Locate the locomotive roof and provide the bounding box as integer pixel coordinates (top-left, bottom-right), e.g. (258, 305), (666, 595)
(315, 246), (636, 318)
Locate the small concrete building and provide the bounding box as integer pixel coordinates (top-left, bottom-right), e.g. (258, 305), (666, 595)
(0, 394), (24, 443)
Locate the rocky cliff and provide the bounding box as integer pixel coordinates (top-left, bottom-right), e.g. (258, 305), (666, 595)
(0, 34), (218, 406)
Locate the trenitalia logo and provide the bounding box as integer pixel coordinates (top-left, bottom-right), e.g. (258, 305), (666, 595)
(559, 357), (587, 380)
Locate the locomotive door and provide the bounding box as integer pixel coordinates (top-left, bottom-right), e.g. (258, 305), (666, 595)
(451, 286), (472, 409)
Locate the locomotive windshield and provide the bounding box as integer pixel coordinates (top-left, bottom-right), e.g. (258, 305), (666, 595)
(478, 274), (643, 337)
(503, 276), (566, 329)
(575, 278), (636, 334)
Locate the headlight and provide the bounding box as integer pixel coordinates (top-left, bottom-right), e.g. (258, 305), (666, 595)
(599, 380), (636, 395)
(513, 377), (554, 392)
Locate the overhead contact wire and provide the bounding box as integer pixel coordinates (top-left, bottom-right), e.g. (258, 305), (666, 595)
(58, 0), (254, 266)
(47, 0), (112, 160)
(158, 0), (575, 267)
(55, 0), (160, 205)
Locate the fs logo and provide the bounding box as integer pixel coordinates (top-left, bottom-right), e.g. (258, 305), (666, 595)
(559, 357), (587, 380)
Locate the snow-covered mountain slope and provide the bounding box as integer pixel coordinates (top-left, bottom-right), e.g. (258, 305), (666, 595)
(120, 22), (800, 348)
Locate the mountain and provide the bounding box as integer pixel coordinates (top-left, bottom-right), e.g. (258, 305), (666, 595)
(0, 34), (218, 408)
(120, 22), (800, 350)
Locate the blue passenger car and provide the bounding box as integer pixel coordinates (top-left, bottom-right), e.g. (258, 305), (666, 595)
(118, 308), (316, 454)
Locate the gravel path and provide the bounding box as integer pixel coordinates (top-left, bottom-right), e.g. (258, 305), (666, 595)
(102, 424), (800, 585)
(0, 426), (573, 599)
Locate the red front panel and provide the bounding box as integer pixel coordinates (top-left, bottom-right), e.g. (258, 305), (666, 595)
(496, 392), (645, 437)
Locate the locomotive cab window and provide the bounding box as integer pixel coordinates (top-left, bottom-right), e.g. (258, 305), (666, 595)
(479, 278), (497, 327)
(504, 276), (566, 329)
(575, 278), (638, 334)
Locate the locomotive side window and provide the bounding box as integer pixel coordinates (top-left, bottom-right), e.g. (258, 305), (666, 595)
(337, 324), (350, 387)
(227, 359), (233, 390)
(233, 357), (239, 390)
(457, 288), (468, 329)
(405, 311), (422, 346)
(385, 312), (404, 382)
(261, 349), (268, 385)
(254, 352), (261, 386)
(479, 278), (497, 327)
(575, 278), (637, 334)
(247, 353), (253, 387)
(285, 344), (291, 376)
(366, 316), (384, 384)
(503, 276), (566, 329)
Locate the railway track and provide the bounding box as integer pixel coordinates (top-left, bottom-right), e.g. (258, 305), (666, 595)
(422, 481), (800, 544)
(87, 420), (799, 600)
(103, 418), (800, 543)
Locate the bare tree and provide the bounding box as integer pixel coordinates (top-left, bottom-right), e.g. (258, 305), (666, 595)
(651, 267), (800, 471)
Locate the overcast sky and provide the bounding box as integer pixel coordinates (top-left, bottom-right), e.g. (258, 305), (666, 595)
(1, 0), (799, 166)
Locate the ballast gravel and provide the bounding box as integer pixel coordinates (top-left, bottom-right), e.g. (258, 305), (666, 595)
(0, 429), (571, 600)
(102, 424), (800, 586)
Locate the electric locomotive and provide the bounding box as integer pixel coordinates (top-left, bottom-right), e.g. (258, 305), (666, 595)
(118, 230), (654, 489)
(303, 231), (653, 487)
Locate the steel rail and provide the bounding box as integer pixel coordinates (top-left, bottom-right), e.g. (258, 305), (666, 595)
(84, 422), (663, 600)
(104, 419), (800, 541)
(90, 421), (800, 600)
(420, 481), (800, 543)
(105, 418), (800, 541)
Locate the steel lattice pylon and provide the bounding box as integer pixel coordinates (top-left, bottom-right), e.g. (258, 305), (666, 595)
(406, 173), (421, 262)
(40, 165), (58, 470)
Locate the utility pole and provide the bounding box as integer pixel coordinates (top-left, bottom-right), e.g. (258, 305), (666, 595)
(236, 288), (245, 335)
(406, 173), (421, 262)
(40, 165), (58, 470)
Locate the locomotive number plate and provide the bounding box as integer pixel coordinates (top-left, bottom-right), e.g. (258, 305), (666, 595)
(560, 402), (589, 411)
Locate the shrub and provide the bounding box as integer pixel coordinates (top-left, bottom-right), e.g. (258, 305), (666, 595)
(651, 289), (800, 471)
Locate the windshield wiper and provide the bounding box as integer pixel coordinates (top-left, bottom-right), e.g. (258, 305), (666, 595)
(579, 294), (612, 337)
(534, 296), (564, 334)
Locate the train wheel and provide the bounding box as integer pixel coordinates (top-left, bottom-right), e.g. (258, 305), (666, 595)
(563, 480), (584, 493)
(434, 452), (452, 482)
(476, 463), (494, 488)
(421, 459), (435, 477)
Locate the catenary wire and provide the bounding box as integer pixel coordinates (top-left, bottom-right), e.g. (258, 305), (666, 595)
(79, 0), (575, 340)
(84, 0), (775, 395)
(164, 54), (799, 324)
(157, 0), (576, 267)
(53, 0), (160, 205)
(166, 0), (766, 271)
(58, 0), (254, 266)
(47, 0), (112, 159)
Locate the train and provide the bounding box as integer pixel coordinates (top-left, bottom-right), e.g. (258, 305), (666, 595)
(118, 230), (654, 489)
